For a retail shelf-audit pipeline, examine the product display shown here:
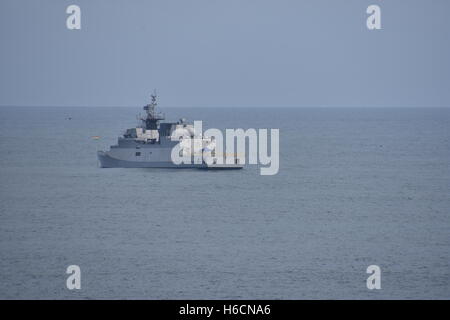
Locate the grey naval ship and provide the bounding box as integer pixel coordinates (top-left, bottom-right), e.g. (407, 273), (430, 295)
(97, 94), (243, 169)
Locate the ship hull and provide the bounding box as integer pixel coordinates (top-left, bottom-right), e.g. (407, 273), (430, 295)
(97, 151), (243, 170)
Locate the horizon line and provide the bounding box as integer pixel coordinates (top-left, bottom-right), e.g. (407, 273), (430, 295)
(1, 105), (449, 108)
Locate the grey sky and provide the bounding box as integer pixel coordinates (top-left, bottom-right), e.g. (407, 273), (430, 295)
(0, 0), (449, 107)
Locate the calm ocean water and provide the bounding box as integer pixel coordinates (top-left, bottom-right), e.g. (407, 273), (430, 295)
(0, 107), (449, 299)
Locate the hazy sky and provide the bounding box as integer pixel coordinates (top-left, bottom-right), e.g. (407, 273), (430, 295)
(1, 0), (449, 107)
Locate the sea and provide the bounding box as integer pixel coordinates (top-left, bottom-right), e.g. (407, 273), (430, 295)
(0, 106), (449, 299)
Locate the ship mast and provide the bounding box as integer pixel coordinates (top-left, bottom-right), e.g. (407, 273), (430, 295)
(143, 91), (164, 130)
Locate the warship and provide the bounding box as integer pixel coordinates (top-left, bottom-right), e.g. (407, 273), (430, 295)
(97, 94), (243, 169)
